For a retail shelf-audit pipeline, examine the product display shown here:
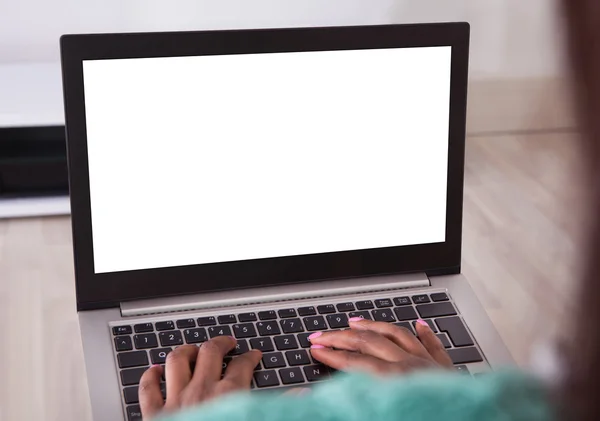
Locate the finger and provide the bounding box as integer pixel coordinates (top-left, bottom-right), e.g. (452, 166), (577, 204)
(220, 349), (263, 393)
(139, 365), (165, 420)
(348, 318), (432, 361)
(310, 346), (391, 373)
(308, 329), (405, 362)
(415, 320), (453, 367)
(164, 345), (199, 409)
(184, 336), (237, 402)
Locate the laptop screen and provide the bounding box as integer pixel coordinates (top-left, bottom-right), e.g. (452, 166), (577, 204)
(82, 46), (451, 274)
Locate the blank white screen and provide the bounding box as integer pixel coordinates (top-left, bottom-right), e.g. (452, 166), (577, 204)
(83, 46), (451, 274)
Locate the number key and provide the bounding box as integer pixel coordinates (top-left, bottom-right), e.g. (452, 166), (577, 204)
(303, 316), (327, 331)
(348, 311), (372, 320)
(134, 333), (158, 349)
(257, 321), (281, 336)
(326, 313), (349, 328)
(233, 323), (257, 338)
(159, 330), (183, 346)
(208, 325), (233, 338)
(280, 318), (303, 333)
(183, 328), (207, 344)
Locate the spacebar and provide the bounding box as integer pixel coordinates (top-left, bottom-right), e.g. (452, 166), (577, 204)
(447, 347), (483, 364)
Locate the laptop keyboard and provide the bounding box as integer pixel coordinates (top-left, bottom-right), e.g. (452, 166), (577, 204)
(111, 290), (484, 421)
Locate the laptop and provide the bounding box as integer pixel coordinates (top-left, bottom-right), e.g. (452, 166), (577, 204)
(60, 23), (513, 421)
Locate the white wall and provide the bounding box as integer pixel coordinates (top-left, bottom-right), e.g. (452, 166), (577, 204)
(0, 0), (563, 79)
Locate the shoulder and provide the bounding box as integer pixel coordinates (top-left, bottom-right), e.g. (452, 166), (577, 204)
(162, 370), (554, 421)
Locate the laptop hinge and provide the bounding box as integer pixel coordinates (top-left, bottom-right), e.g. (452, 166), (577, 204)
(120, 272), (430, 317)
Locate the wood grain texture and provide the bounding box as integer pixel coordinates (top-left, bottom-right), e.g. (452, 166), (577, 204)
(0, 131), (582, 420)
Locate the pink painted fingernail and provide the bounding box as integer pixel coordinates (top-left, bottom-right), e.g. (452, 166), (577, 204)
(417, 319), (429, 327)
(348, 317), (364, 322)
(308, 331), (322, 340)
(311, 344), (325, 349)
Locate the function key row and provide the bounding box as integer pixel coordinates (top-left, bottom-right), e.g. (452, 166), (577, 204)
(112, 293), (451, 336)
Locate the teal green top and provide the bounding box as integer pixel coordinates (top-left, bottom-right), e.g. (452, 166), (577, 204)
(161, 370), (554, 421)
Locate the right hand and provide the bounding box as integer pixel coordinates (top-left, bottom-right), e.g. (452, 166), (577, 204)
(309, 318), (453, 374)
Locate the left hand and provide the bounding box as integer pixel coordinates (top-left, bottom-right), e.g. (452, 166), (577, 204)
(138, 336), (262, 420)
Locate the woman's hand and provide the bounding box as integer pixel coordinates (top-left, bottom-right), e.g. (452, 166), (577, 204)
(309, 318), (453, 374)
(138, 336), (262, 420)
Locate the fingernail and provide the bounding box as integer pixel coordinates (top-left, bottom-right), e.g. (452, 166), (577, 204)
(348, 317), (364, 322)
(308, 331), (322, 340)
(417, 319), (429, 327)
(151, 364), (161, 368)
(311, 344), (325, 349)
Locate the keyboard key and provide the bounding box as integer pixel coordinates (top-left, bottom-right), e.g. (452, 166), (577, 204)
(393, 306), (418, 321)
(176, 319), (195, 329)
(118, 351), (149, 368)
(372, 309), (395, 322)
(348, 311), (372, 320)
(436, 317), (474, 346)
(431, 292), (449, 302)
(278, 309), (297, 318)
(208, 325), (233, 338)
(254, 370), (280, 387)
(326, 313), (349, 328)
(262, 352), (286, 368)
(149, 348), (172, 364)
(437, 333), (452, 348)
(303, 316), (327, 331)
(393, 296), (411, 306)
(113, 326), (132, 335)
(279, 367), (304, 384)
(280, 318), (304, 333)
(183, 328), (207, 344)
(159, 331), (184, 346)
(134, 333), (158, 349)
(134, 323), (154, 333)
(250, 337), (274, 352)
(233, 323), (257, 338)
(393, 321), (415, 334)
(297, 333), (312, 348)
(303, 365), (330, 382)
(123, 386), (139, 404)
(197, 316), (217, 326)
(257, 321), (281, 336)
(298, 306), (316, 316)
(274, 335), (298, 350)
(336, 302), (355, 312)
(217, 315), (237, 324)
(355, 300), (374, 310)
(258, 311), (277, 320)
(412, 294), (430, 304)
(317, 304), (336, 314)
(120, 367), (148, 386)
(222, 357), (232, 374)
(285, 350), (311, 366)
(374, 298), (393, 308)
(115, 336), (133, 352)
(229, 339), (250, 355)
(455, 365), (470, 374)
(416, 302), (457, 318)
(447, 347), (483, 364)
(238, 312), (257, 322)
(126, 404), (142, 421)
(155, 321), (174, 331)
(413, 319), (438, 333)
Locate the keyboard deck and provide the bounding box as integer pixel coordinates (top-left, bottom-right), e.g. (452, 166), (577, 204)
(110, 289), (485, 421)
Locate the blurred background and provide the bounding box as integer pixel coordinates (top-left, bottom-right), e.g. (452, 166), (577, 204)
(0, 1), (581, 420)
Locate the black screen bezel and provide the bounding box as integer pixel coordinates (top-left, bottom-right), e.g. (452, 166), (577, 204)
(60, 23), (470, 311)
